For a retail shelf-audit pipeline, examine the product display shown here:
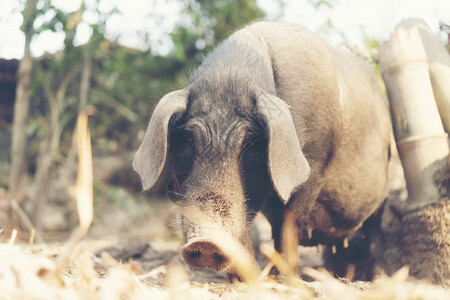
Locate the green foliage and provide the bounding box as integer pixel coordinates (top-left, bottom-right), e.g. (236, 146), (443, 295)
(88, 46), (185, 151)
(173, 0), (265, 62)
(187, 0), (265, 41)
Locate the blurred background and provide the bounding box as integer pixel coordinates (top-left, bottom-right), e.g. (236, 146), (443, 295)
(0, 0), (449, 242)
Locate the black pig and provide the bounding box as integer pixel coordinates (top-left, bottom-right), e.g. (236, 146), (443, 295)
(133, 22), (391, 275)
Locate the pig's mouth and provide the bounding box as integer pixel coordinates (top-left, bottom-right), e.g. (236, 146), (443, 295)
(182, 238), (230, 271)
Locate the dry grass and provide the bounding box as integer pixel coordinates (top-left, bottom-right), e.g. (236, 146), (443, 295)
(2, 114), (450, 299)
(1, 237), (450, 300)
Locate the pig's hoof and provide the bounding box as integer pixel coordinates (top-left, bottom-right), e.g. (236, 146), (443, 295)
(182, 240), (229, 271)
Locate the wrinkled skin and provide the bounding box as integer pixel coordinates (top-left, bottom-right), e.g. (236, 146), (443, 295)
(133, 22), (391, 276)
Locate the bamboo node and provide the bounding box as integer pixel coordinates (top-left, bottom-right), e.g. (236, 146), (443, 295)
(397, 133), (448, 146)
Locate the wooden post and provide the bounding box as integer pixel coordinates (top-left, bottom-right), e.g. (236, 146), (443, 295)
(379, 25), (449, 205)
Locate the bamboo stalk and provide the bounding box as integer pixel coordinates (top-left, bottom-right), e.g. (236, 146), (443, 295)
(379, 26), (449, 204)
(394, 19), (450, 178)
(429, 63), (450, 136)
(396, 19), (450, 137)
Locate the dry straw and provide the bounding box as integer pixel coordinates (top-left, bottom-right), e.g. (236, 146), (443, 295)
(75, 112), (94, 235)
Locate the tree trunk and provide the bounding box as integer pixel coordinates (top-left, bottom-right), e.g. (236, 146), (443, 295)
(8, 0), (38, 228)
(30, 67), (79, 230)
(79, 52), (92, 114)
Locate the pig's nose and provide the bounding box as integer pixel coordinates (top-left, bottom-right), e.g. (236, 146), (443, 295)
(182, 240), (229, 271)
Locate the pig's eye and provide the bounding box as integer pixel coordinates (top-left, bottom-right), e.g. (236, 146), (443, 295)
(170, 130), (195, 158)
(176, 144), (194, 158)
(243, 133), (257, 149)
(242, 134), (265, 163)
(184, 133), (194, 143)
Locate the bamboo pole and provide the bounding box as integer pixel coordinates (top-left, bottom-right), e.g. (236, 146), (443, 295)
(429, 63), (450, 136)
(379, 26), (449, 205)
(398, 19), (450, 135)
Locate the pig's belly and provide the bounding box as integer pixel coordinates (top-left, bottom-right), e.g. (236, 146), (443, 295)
(300, 150), (389, 245)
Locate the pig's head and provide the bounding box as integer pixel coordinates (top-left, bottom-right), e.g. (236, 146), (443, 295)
(133, 83), (310, 272)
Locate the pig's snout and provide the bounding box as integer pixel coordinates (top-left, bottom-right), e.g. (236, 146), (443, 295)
(182, 240), (229, 271)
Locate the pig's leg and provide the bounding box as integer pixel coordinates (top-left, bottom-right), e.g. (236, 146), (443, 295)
(261, 192), (285, 252)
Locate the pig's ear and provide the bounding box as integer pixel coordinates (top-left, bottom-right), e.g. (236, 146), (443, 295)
(256, 92), (311, 204)
(133, 90), (188, 190)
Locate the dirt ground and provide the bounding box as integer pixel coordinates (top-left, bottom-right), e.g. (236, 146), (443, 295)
(88, 195), (324, 284)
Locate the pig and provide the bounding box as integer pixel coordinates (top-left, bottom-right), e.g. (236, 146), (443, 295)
(133, 21), (391, 277)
